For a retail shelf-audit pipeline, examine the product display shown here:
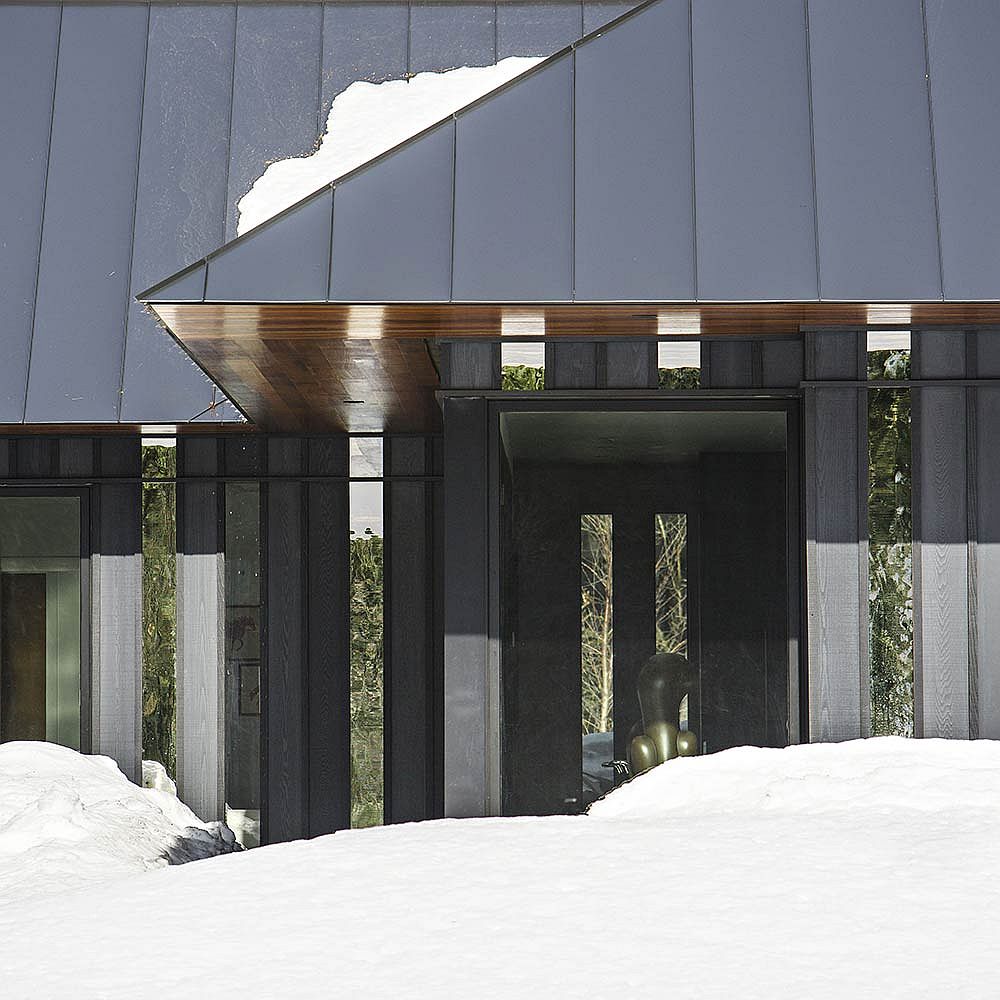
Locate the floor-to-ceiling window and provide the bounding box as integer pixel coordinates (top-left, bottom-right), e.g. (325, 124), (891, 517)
(0, 495), (84, 748)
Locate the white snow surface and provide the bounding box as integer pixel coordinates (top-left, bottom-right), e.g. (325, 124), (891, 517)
(0, 742), (236, 903)
(4, 737), (1000, 998)
(237, 58), (543, 236)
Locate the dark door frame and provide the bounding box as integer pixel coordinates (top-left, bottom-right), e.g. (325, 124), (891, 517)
(0, 486), (92, 752)
(472, 393), (805, 813)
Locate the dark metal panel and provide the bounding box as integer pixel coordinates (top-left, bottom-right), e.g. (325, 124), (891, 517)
(974, 333), (1000, 738)
(693, 0), (817, 300)
(605, 342), (656, 388)
(545, 342), (600, 388)
(206, 191), (333, 302)
(25, 5), (148, 423)
(761, 339), (805, 389)
(307, 478), (351, 835)
(497, 2), (582, 58)
(574, 0), (694, 300)
(583, 1), (633, 33)
(409, 2), (496, 72)
(330, 123), (454, 301)
(441, 342), (499, 389)
(453, 55), (574, 301)
(804, 330), (867, 741)
(702, 341), (754, 389)
(227, 3), (324, 242)
(122, 5), (237, 423)
(0, 5), (60, 422)
(386, 473), (436, 822)
(321, 1), (408, 114)
(443, 397), (489, 816)
(265, 437), (308, 843)
(143, 264), (207, 305)
(807, 0), (941, 300)
(925, 4), (1000, 299)
(911, 330), (969, 738)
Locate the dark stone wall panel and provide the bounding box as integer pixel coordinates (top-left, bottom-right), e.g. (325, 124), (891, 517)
(583, 1), (635, 33)
(0, 6), (60, 422)
(26, 5), (149, 423)
(122, 4), (237, 423)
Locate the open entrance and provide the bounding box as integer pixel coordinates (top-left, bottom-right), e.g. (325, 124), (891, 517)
(498, 405), (799, 815)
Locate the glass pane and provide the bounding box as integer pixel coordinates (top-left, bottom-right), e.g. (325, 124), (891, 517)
(141, 443), (177, 780)
(350, 481), (383, 828)
(501, 342), (545, 390)
(657, 341), (700, 389)
(581, 514), (613, 807)
(0, 497), (81, 748)
(500, 409), (790, 815)
(868, 339), (914, 736)
(349, 437), (383, 478)
(225, 484), (262, 848)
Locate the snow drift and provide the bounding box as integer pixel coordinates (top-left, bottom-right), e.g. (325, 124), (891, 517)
(3, 738), (1000, 998)
(0, 742), (238, 903)
(237, 57), (543, 236)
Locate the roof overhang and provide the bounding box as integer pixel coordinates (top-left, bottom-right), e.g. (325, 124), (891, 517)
(145, 299), (1000, 433)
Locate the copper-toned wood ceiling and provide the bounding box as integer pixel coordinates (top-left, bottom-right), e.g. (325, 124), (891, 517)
(149, 300), (1000, 432)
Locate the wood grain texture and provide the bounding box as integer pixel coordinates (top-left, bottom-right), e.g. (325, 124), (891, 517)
(176, 438), (225, 821)
(605, 341), (656, 388)
(912, 331), (971, 738)
(545, 341), (601, 388)
(265, 477), (308, 842)
(804, 330), (866, 741)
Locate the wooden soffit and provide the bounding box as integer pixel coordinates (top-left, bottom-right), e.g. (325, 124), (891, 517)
(145, 300), (1000, 433)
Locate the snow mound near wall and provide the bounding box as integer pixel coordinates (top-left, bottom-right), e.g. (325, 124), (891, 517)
(589, 736), (1000, 819)
(237, 57), (543, 236)
(0, 742), (238, 903)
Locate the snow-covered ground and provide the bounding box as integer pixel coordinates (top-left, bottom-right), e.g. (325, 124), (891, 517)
(3, 737), (1000, 998)
(0, 742), (238, 903)
(237, 57), (542, 235)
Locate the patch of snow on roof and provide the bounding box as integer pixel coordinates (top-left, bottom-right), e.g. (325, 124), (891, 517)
(237, 57), (544, 237)
(0, 742), (237, 902)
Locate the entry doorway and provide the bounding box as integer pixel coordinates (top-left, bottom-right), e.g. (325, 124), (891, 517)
(496, 404), (800, 815)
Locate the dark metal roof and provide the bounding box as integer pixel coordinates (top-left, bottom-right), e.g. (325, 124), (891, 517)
(144, 0), (1000, 309)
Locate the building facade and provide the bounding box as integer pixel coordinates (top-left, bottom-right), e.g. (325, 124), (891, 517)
(2, 0), (1000, 845)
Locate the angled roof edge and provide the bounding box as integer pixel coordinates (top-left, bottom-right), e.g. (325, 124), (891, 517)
(138, 0), (655, 304)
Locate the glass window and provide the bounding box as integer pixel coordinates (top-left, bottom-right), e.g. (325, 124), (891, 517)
(501, 342), (545, 390)
(657, 341), (700, 389)
(350, 481), (384, 828)
(141, 442), (177, 779)
(867, 332), (913, 736)
(225, 484), (262, 848)
(500, 409), (791, 814)
(0, 497), (82, 748)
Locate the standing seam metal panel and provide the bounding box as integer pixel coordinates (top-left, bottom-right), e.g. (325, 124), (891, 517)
(0, 6), (60, 423)
(452, 54), (575, 301)
(25, 5), (149, 423)
(692, 0), (817, 300)
(121, 4), (238, 423)
(408, 1), (497, 73)
(573, 0), (694, 300)
(924, 2), (1000, 300)
(806, 0), (941, 301)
